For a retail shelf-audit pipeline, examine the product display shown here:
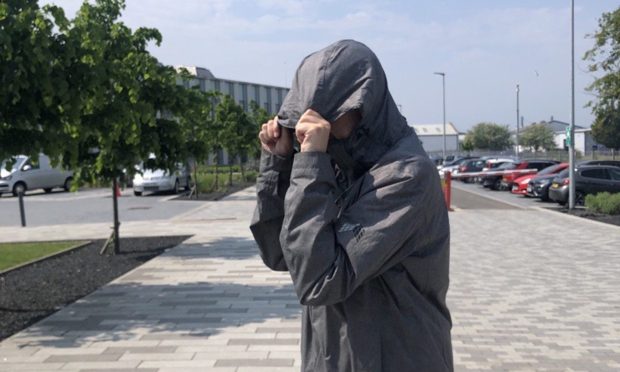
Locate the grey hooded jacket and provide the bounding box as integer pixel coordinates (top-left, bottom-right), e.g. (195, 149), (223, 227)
(250, 40), (453, 372)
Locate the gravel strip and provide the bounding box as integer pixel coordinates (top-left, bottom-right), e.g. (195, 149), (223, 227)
(0, 235), (190, 341)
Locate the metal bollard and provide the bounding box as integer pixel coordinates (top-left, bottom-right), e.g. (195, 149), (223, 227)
(443, 171), (452, 211)
(18, 191), (26, 227)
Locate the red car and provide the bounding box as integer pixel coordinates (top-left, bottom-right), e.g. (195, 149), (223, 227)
(501, 160), (559, 190)
(511, 162), (568, 196)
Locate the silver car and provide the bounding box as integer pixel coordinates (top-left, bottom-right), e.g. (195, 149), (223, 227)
(0, 155), (73, 197)
(132, 163), (191, 196)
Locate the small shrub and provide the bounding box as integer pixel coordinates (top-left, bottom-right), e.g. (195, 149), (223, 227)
(585, 192), (620, 215)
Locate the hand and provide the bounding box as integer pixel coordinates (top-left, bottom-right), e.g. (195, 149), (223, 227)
(296, 109), (331, 153)
(258, 116), (293, 157)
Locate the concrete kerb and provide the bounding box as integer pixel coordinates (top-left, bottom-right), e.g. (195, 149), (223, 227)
(534, 206), (620, 230)
(451, 184), (527, 210)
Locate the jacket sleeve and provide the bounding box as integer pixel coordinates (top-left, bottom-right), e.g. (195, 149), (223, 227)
(281, 151), (448, 306)
(250, 150), (294, 271)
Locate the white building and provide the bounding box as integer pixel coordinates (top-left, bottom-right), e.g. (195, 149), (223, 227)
(176, 66), (290, 164)
(411, 123), (460, 155)
(554, 128), (608, 154)
(176, 66), (290, 116)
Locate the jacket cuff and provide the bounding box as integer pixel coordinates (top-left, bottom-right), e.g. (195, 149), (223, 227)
(292, 152), (335, 180)
(259, 149), (294, 173)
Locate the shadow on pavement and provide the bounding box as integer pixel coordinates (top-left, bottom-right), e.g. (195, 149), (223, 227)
(7, 237), (301, 349)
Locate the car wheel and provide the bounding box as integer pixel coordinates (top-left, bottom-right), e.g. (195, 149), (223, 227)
(44, 188), (53, 193)
(12, 182), (27, 197)
(184, 177), (191, 191)
(492, 179), (501, 190)
(64, 177), (72, 192)
(576, 192), (585, 206)
(173, 179), (179, 194)
(134, 190), (142, 196)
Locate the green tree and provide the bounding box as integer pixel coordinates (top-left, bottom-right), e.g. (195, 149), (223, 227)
(216, 95), (251, 186)
(178, 80), (218, 197)
(464, 122), (512, 151)
(520, 123), (556, 151)
(591, 110), (620, 152)
(461, 136), (475, 153)
(62, 0), (189, 253)
(0, 0), (74, 165)
(248, 101), (270, 161)
(584, 6), (620, 151)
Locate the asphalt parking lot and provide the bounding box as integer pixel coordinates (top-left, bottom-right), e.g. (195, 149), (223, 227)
(0, 188), (202, 227)
(450, 180), (566, 211)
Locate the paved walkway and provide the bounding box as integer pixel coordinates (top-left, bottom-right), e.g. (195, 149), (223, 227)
(1, 187), (619, 371)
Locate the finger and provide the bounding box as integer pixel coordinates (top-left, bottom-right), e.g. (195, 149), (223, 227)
(266, 119), (275, 140)
(272, 116), (280, 138)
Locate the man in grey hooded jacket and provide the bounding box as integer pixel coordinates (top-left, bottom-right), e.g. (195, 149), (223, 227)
(250, 40), (453, 372)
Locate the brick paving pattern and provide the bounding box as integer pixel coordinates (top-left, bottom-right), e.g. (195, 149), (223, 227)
(1, 187), (619, 371)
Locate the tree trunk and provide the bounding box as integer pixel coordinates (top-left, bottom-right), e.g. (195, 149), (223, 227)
(112, 178), (120, 254)
(228, 156), (233, 187)
(193, 162), (199, 198)
(214, 158), (219, 192)
(239, 157), (246, 183)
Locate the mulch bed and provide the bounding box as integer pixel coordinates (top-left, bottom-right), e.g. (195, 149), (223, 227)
(557, 208), (620, 227)
(0, 236), (190, 341)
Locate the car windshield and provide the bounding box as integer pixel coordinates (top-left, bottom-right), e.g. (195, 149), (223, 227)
(538, 163), (564, 176)
(496, 162), (516, 170)
(1, 156), (26, 172)
(555, 169), (569, 179)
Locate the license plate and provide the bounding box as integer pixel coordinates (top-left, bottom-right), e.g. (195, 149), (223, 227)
(551, 183), (559, 189)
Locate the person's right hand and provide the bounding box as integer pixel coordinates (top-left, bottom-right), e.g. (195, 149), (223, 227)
(258, 116), (293, 157)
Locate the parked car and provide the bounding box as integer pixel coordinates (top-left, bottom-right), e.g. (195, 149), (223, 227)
(457, 158), (485, 183)
(480, 161), (518, 190)
(438, 157), (477, 177)
(0, 154), (73, 197)
(500, 160), (559, 190)
(523, 163), (569, 200)
(548, 165), (620, 206)
(132, 163), (191, 196)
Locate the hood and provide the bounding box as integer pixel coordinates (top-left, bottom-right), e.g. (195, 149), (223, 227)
(0, 168), (11, 178)
(278, 40), (417, 175)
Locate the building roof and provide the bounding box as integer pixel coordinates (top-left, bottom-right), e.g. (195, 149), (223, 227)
(411, 122), (459, 136)
(175, 65), (289, 90)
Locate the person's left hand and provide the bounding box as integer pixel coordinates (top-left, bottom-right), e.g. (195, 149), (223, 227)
(296, 109), (331, 153)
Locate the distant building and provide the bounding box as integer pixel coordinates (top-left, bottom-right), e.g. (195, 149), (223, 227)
(176, 66), (290, 164)
(411, 122), (460, 154)
(175, 66), (289, 115)
(538, 116), (585, 132)
(553, 127), (608, 154)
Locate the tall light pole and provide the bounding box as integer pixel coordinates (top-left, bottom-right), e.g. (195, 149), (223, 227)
(516, 84), (520, 160)
(434, 72), (446, 162)
(569, 0), (576, 209)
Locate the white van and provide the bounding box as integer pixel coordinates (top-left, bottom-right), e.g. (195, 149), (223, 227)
(0, 154), (73, 197)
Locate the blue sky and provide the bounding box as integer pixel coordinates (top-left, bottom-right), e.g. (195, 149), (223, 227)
(42, 0), (618, 132)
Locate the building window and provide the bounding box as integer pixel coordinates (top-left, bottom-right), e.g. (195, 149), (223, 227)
(214, 80), (221, 93)
(241, 84), (248, 111)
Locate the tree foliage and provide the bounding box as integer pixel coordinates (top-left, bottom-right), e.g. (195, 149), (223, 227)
(464, 122), (512, 151)
(519, 123), (556, 151)
(61, 0), (188, 183)
(584, 6), (620, 149)
(0, 0), (73, 164)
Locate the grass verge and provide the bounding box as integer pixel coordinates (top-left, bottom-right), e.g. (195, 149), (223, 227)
(0, 241), (88, 272)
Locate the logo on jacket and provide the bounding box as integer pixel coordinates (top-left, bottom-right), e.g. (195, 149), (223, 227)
(338, 222), (365, 241)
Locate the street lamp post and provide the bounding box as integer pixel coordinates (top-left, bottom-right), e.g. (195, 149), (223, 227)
(434, 72), (446, 162)
(516, 84), (520, 160)
(569, 0), (576, 209)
